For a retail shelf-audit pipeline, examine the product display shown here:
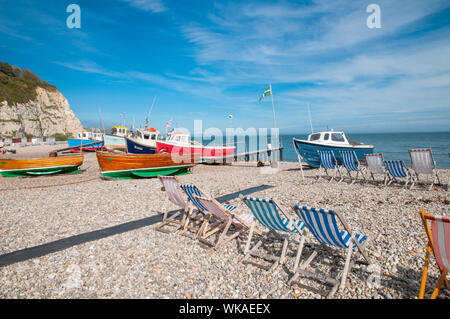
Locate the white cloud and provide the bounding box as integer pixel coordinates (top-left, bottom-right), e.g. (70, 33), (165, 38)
(120, 0), (167, 13)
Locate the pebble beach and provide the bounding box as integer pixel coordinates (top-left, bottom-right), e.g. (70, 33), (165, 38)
(0, 144), (449, 299)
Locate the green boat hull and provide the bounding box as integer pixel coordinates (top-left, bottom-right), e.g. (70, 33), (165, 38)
(101, 165), (193, 180)
(0, 166), (82, 177)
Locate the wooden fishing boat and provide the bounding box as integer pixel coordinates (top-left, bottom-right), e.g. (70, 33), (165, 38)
(0, 155), (84, 177)
(96, 151), (198, 179)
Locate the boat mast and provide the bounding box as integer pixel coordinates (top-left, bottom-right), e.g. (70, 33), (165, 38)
(307, 103), (314, 133)
(145, 96), (157, 129)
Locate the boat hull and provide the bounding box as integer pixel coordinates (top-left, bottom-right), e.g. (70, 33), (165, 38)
(96, 151), (198, 179)
(126, 138), (157, 154)
(156, 141), (235, 162)
(0, 156), (84, 177)
(68, 138), (104, 152)
(293, 138), (374, 168)
(103, 134), (126, 151)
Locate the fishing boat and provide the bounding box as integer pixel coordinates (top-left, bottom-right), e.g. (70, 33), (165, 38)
(125, 127), (159, 154)
(68, 131), (104, 152)
(156, 131), (236, 162)
(293, 130), (374, 168)
(103, 126), (130, 151)
(96, 151), (198, 179)
(0, 155), (84, 177)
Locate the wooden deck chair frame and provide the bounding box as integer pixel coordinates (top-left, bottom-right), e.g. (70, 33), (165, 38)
(240, 195), (311, 273)
(385, 160), (412, 189)
(155, 176), (190, 234)
(364, 153), (390, 185)
(178, 184), (220, 239)
(193, 195), (257, 251)
(317, 150), (343, 184)
(419, 209), (450, 299)
(339, 150), (366, 185)
(409, 149), (441, 190)
(290, 205), (370, 298)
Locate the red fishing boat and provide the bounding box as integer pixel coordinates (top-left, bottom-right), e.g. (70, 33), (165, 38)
(156, 131), (235, 162)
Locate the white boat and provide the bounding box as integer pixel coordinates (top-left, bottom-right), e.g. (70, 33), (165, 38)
(293, 130), (374, 168)
(125, 127), (160, 154)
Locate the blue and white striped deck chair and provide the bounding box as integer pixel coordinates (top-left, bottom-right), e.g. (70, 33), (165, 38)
(317, 150), (343, 183)
(384, 160), (412, 189)
(180, 184), (236, 238)
(291, 205), (370, 298)
(240, 195), (309, 273)
(339, 151), (366, 184)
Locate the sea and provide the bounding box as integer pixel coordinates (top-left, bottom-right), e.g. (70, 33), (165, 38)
(202, 132), (450, 169)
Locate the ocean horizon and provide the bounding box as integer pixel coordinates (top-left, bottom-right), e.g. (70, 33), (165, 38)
(203, 131), (450, 169)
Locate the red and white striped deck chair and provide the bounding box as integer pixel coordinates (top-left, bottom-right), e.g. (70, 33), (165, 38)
(193, 195), (255, 251)
(419, 209), (450, 299)
(409, 149), (441, 190)
(155, 176), (195, 233)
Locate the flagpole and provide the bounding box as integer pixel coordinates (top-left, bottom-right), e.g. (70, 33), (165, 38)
(270, 83), (276, 129)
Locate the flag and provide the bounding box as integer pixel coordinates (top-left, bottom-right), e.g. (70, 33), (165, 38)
(165, 119), (172, 129)
(259, 84), (272, 102)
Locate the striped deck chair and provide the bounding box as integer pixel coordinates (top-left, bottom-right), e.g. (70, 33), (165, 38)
(409, 149), (441, 190)
(179, 184), (236, 239)
(364, 153), (389, 185)
(240, 196), (310, 273)
(384, 160), (412, 189)
(155, 176), (191, 233)
(339, 151), (366, 184)
(193, 195), (255, 251)
(419, 209), (450, 299)
(291, 205), (370, 298)
(317, 150), (343, 183)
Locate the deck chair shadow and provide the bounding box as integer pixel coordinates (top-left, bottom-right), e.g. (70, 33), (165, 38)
(290, 205), (370, 298)
(240, 196), (311, 273)
(384, 160), (412, 189)
(419, 209), (450, 299)
(193, 195), (256, 251)
(317, 150), (343, 183)
(364, 153), (390, 185)
(155, 176), (192, 234)
(339, 151), (366, 185)
(179, 184), (237, 239)
(409, 149), (441, 190)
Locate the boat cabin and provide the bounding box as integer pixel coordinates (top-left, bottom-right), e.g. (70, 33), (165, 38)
(135, 128), (159, 141)
(76, 132), (93, 140)
(112, 126), (129, 137)
(307, 131), (356, 146)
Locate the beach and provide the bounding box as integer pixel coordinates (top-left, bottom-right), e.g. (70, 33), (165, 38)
(0, 144), (449, 299)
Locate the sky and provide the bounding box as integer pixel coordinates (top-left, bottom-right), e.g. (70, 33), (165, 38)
(1, 0), (450, 134)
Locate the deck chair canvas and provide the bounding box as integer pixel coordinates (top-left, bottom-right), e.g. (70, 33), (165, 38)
(364, 153), (390, 185)
(419, 209), (450, 299)
(240, 196), (310, 273)
(317, 150), (343, 183)
(291, 205), (370, 298)
(409, 149), (441, 190)
(193, 195), (255, 251)
(384, 160), (412, 189)
(339, 151), (366, 184)
(179, 184), (237, 239)
(155, 176), (191, 233)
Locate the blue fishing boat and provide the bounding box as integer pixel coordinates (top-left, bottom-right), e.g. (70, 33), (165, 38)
(68, 131), (104, 152)
(126, 127), (159, 154)
(293, 130), (374, 168)
(103, 126), (129, 151)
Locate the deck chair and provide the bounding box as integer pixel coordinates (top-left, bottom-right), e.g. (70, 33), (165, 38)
(179, 184), (236, 239)
(339, 151), (366, 184)
(364, 153), (390, 185)
(409, 149), (441, 190)
(384, 160), (412, 189)
(290, 205), (370, 298)
(155, 176), (191, 233)
(240, 196), (310, 273)
(317, 150), (343, 183)
(193, 195), (255, 251)
(419, 209), (450, 299)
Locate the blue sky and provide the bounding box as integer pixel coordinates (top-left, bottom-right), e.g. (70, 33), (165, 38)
(1, 0), (450, 134)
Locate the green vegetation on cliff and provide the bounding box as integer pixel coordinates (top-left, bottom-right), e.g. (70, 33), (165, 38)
(0, 60), (57, 105)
